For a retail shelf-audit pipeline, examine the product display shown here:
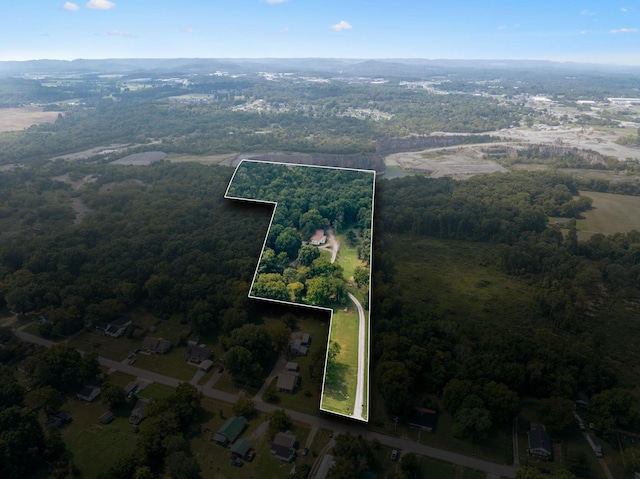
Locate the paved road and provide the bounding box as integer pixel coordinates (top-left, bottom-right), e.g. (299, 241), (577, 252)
(349, 292), (367, 422)
(15, 324), (516, 478)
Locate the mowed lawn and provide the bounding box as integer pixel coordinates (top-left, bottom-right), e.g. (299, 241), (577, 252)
(577, 191), (640, 237)
(320, 307), (359, 416)
(61, 397), (137, 478)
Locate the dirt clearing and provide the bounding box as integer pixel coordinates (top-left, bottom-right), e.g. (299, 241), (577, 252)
(0, 107), (61, 132)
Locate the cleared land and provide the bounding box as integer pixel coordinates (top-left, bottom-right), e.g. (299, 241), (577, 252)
(577, 191), (640, 237)
(0, 107), (61, 132)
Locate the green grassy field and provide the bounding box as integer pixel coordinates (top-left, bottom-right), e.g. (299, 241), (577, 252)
(577, 190), (640, 237)
(60, 397), (137, 478)
(320, 307), (359, 417)
(132, 348), (197, 382)
(385, 235), (545, 334)
(335, 230), (365, 282)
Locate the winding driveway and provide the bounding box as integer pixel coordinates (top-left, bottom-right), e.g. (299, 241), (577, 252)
(349, 292), (367, 422)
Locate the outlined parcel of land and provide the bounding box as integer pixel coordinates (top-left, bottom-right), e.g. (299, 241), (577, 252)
(225, 159), (375, 421)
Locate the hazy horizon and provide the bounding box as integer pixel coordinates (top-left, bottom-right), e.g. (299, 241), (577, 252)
(2, 0), (639, 65)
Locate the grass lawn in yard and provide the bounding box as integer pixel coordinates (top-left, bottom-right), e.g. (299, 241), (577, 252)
(106, 370), (136, 387)
(335, 230), (366, 283)
(132, 348), (197, 382)
(320, 307), (359, 417)
(70, 330), (138, 361)
(192, 401), (313, 479)
(137, 382), (176, 400)
(60, 397), (137, 478)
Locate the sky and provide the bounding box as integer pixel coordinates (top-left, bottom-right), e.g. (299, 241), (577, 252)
(0, 0), (639, 64)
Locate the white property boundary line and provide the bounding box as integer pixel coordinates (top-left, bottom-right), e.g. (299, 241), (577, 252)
(224, 159), (375, 422)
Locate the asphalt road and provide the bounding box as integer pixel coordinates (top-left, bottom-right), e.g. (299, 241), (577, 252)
(15, 325), (516, 478)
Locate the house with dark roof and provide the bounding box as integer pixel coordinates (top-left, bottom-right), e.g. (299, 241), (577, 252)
(124, 382), (138, 397)
(301, 333), (311, 346)
(408, 407), (437, 432)
(184, 343), (212, 364)
(99, 411), (115, 424)
(214, 416), (247, 445)
(528, 423), (553, 460)
(129, 398), (151, 425)
(77, 385), (101, 402)
(95, 316), (132, 337)
(271, 432), (297, 463)
(230, 438), (252, 458)
(141, 336), (172, 354)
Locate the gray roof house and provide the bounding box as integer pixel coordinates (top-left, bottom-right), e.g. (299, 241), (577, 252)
(271, 432), (297, 462)
(528, 423), (553, 460)
(184, 343), (212, 364)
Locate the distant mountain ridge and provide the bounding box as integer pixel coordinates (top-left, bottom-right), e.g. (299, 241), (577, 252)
(1, 58), (638, 77)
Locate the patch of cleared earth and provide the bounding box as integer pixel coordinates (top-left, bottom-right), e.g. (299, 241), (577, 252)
(0, 107), (61, 132)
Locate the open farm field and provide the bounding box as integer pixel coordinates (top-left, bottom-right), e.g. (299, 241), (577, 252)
(0, 107), (60, 132)
(577, 191), (640, 237)
(385, 235), (544, 333)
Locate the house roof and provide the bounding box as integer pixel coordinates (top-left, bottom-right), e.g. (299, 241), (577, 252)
(276, 373), (298, 392)
(230, 438), (252, 456)
(271, 443), (295, 461)
(185, 343), (212, 362)
(408, 407), (437, 430)
(310, 229), (326, 243)
(216, 416), (247, 442)
(285, 362), (298, 371)
(124, 382), (138, 394)
(273, 431), (296, 448)
(111, 315), (132, 327)
(529, 424), (552, 455)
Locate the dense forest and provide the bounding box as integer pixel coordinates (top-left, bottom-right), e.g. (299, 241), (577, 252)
(227, 160), (373, 306)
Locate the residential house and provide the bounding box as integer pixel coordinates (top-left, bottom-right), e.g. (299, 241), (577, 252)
(271, 431), (296, 462)
(130, 398), (151, 425)
(199, 359), (214, 372)
(213, 416), (247, 445)
(301, 333), (311, 346)
(77, 385), (101, 402)
(276, 373), (298, 393)
(99, 411), (115, 424)
(408, 407), (437, 432)
(141, 336), (172, 354)
(289, 339), (307, 356)
(528, 423), (553, 460)
(184, 343), (212, 364)
(285, 362), (298, 372)
(95, 316), (132, 337)
(124, 382), (138, 397)
(230, 438), (252, 458)
(310, 229), (327, 245)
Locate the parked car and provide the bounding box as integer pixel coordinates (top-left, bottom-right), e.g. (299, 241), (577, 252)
(391, 450), (398, 461)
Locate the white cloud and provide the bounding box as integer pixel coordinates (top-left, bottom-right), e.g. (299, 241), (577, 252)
(279, 27), (290, 33)
(108, 30), (136, 37)
(622, 7), (628, 12)
(580, 9), (595, 16)
(497, 25), (508, 30)
(330, 20), (352, 32)
(611, 27), (638, 33)
(264, 0), (289, 3)
(86, 0), (115, 10)
(580, 30), (589, 35)
(182, 27), (194, 33)
(63, 2), (79, 11)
